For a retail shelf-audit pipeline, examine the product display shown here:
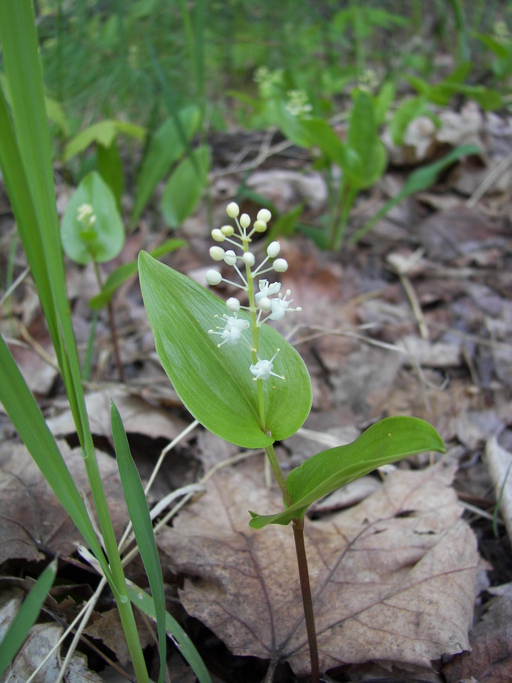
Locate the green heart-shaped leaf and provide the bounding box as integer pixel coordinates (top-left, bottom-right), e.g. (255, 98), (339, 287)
(139, 252), (312, 448)
(61, 171), (125, 264)
(249, 416), (445, 528)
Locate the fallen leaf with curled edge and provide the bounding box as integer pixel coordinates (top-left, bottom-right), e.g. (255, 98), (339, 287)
(157, 459), (479, 676)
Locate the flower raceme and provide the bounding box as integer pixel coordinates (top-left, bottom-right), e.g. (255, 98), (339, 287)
(207, 203), (301, 382)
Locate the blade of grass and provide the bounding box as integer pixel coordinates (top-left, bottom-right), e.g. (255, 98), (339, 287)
(0, 559), (58, 678)
(0, 2), (87, 445)
(111, 402), (167, 683)
(0, 5), (149, 678)
(126, 582), (212, 683)
(0, 335), (112, 582)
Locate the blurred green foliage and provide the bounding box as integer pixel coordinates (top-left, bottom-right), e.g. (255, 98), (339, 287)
(15, 1), (510, 247)
(33, 0), (511, 133)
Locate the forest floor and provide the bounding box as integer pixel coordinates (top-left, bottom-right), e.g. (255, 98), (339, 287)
(1, 103), (512, 682)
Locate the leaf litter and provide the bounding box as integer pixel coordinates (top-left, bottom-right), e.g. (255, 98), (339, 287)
(2, 95), (512, 680)
(157, 458), (479, 676)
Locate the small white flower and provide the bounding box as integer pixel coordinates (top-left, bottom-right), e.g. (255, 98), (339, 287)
(268, 290), (301, 321)
(209, 246), (225, 261)
(206, 270), (222, 285)
(77, 203), (94, 222)
(221, 225), (234, 237)
(255, 279), (281, 306)
(257, 208), (272, 223)
(267, 241), (281, 258)
(226, 202), (240, 218)
(250, 349), (284, 381)
(240, 213), (251, 229)
(253, 220), (268, 233)
(273, 258), (288, 273)
(209, 314), (249, 347)
(224, 250), (238, 266)
(226, 297), (240, 312)
(211, 229), (225, 242)
(242, 252), (255, 267)
(257, 296), (272, 312)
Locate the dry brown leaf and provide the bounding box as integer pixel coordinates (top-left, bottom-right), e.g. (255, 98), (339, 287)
(158, 460), (479, 676)
(9, 318), (58, 396)
(416, 206), (506, 263)
(443, 583), (512, 683)
(85, 608), (154, 667)
(46, 387), (189, 441)
(0, 589), (23, 641)
(485, 438), (512, 547)
(1, 623), (102, 683)
(0, 440), (128, 563)
(245, 170), (328, 213)
(397, 334), (462, 368)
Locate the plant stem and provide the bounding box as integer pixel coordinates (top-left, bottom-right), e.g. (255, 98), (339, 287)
(292, 517), (320, 683)
(243, 234), (266, 425)
(93, 261), (125, 382)
(240, 216), (320, 679)
(264, 444), (292, 507)
(264, 445), (320, 680)
(331, 180), (357, 251)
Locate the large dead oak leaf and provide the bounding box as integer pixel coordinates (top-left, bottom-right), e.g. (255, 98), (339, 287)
(158, 460), (479, 676)
(0, 440), (128, 563)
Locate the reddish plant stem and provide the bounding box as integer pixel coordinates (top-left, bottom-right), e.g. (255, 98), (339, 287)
(93, 261), (125, 382)
(107, 299), (125, 382)
(292, 517), (320, 683)
(265, 445), (320, 681)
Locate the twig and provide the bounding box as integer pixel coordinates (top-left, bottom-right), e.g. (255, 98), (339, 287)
(467, 150), (512, 208)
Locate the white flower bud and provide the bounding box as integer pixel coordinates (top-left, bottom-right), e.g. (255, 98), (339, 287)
(211, 228), (225, 242)
(224, 250), (237, 266)
(257, 296), (272, 311)
(226, 202), (240, 218)
(226, 297), (240, 312)
(273, 258), (288, 273)
(242, 252), (255, 266)
(267, 241), (281, 258)
(206, 270), (222, 285)
(240, 213), (251, 229)
(257, 208), (272, 223)
(221, 225), (235, 236)
(253, 220), (267, 233)
(209, 246), (225, 261)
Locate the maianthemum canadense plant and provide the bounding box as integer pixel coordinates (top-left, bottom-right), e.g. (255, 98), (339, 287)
(139, 202), (446, 681)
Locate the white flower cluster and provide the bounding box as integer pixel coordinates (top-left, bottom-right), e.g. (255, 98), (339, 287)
(77, 203), (96, 228)
(285, 90), (313, 118)
(207, 202), (301, 381)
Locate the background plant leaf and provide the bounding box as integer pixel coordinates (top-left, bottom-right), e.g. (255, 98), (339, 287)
(345, 90), (387, 188)
(61, 170), (125, 264)
(88, 238), (185, 310)
(160, 144), (210, 228)
(63, 119), (146, 162)
(131, 105), (202, 226)
(0, 559), (57, 679)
